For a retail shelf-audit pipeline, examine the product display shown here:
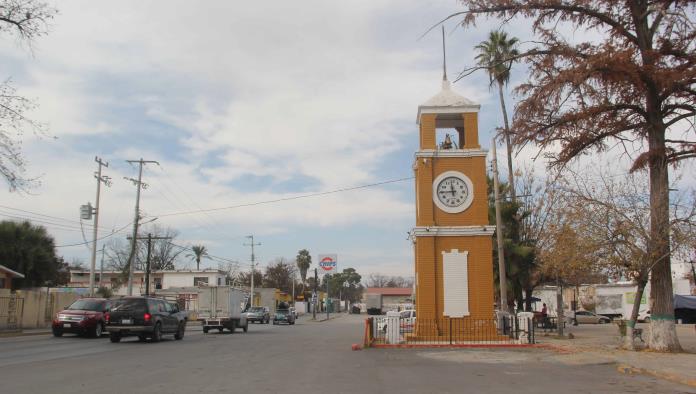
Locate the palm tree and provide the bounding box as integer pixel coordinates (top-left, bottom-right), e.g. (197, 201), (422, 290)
(475, 30), (520, 203)
(295, 249), (311, 284)
(187, 245), (210, 270)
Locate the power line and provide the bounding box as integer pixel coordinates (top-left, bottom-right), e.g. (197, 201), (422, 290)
(156, 164), (229, 232)
(156, 176), (414, 218)
(0, 205), (112, 231)
(55, 221), (133, 248)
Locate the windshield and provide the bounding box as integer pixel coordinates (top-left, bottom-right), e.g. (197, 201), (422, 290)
(249, 307), (264, 312)
(111, 298), (147, 313)
(67, 299), (105, 311)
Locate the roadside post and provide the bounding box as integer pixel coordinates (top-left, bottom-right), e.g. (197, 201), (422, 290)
(318, 254), (337, 320)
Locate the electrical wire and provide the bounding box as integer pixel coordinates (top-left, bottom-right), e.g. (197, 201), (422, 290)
(55, 221), (133, 248)
(155, 176), (414, 218)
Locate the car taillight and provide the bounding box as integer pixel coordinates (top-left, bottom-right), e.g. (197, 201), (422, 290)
(144, 313), (151, 322)
(104, 312), (110, 323)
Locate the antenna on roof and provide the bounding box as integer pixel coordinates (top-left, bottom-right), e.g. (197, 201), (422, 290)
(442, 25), (447, 81)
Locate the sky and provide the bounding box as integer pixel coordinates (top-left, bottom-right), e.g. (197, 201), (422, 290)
(1, 1), (694, 281)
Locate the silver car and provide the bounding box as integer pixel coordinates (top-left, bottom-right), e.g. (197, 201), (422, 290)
(245, 306), (270, 324)
(572, 310), (611, 324)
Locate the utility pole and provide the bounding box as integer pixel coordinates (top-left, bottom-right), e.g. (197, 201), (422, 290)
(127, 233), (172, 296)
(244, 235), (261, 307)
(89, 157), (111, 296)
(99, 245), (105, 289)
(313, 268), (318, 320)
(291, 270), (295, 307)
(491, 138), (508, 313)
(124, 158), (158, 295)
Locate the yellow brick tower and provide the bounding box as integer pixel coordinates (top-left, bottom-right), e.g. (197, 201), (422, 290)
(412, 72), (496, 339)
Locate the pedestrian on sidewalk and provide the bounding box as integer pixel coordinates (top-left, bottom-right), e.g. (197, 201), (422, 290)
(542, 303), (549, 328)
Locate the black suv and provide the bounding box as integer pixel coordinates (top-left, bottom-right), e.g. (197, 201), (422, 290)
(105, 297), (187, 343)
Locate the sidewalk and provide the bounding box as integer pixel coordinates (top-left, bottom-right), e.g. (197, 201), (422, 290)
(538, 323), (696, 388)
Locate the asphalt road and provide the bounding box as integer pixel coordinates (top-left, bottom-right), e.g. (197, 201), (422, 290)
(0, 314), (693, 394)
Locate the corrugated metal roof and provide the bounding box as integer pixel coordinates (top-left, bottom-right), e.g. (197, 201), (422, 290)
(0, 264), (25, 279)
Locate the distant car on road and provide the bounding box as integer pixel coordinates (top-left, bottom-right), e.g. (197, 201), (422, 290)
(245, 306), (270, 324)
(105, 297), (187, 343)
(572, 310), (611, 324)
(52, 298), (110, 338)
(273, 309), (295, 325)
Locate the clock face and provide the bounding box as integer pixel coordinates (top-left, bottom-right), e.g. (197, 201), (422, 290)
(437, 176), (469, 207)
(432, 171), (474, 213)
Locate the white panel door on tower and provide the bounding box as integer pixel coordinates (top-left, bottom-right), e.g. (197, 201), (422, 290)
(442, 249), (470, 317)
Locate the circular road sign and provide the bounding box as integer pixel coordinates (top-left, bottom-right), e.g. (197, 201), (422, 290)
(319, 256), (337, 271)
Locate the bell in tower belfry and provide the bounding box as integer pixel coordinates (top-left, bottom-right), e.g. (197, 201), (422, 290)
(410, 32), (500, 342)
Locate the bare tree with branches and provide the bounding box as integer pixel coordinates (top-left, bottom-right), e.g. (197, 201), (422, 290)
(0, 1), (57, 191)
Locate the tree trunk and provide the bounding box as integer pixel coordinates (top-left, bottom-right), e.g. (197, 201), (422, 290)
(556, 277), (564, 336)
(646, 122), (681, 352)
(497, 81), (516, 203)
(623, 277), (648, 350)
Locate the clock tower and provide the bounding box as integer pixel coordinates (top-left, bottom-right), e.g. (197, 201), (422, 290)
(412, 75), (496, 338)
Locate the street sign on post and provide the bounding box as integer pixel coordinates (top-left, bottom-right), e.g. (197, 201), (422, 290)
(318, 254), (337, 320)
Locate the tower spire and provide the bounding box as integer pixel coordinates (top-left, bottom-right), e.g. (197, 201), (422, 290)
(442, 25), (447, 81)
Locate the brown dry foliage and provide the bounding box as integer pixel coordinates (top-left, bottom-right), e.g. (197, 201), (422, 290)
(452, 0), (695, 169)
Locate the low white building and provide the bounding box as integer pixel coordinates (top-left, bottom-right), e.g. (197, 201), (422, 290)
(69, 269), (227, 296)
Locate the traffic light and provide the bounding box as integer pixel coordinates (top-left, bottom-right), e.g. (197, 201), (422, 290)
(80, 203), (93, 220)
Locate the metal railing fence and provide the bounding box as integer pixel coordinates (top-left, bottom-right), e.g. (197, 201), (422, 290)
(368, 315), (535, 345)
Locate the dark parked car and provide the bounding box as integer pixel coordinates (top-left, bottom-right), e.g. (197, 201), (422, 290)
(245, 306), (270, 324)
(52, 298), (110, 338)
(273, 309), (295, 325)
(105, 297), (187, 343)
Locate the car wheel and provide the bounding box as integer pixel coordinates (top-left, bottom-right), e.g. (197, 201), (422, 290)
(92, 322), (103, 338)
(218, 328), (224, 333)
(203, 327), (209, 334)
(174, 323), (185, 340)
(52, 328), (63, 337)
(109, 333), (121, 343)
(273, 321), (278, 325)
(152, 323), (162, 342)
(138, 335), (147, 342)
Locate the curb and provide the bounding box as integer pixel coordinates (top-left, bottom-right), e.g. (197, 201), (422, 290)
(617, 364), (696, 388)
(0, 330), (51, 338)
(370, 343), (542, 349)
(309, 313), (347, 323)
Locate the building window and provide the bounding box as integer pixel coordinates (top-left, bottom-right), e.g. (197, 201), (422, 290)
(0, 278), (6, 288)
(217, 277), (223, 286)
(194, 277), (209, 286)
(154, 278), (163, 290)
